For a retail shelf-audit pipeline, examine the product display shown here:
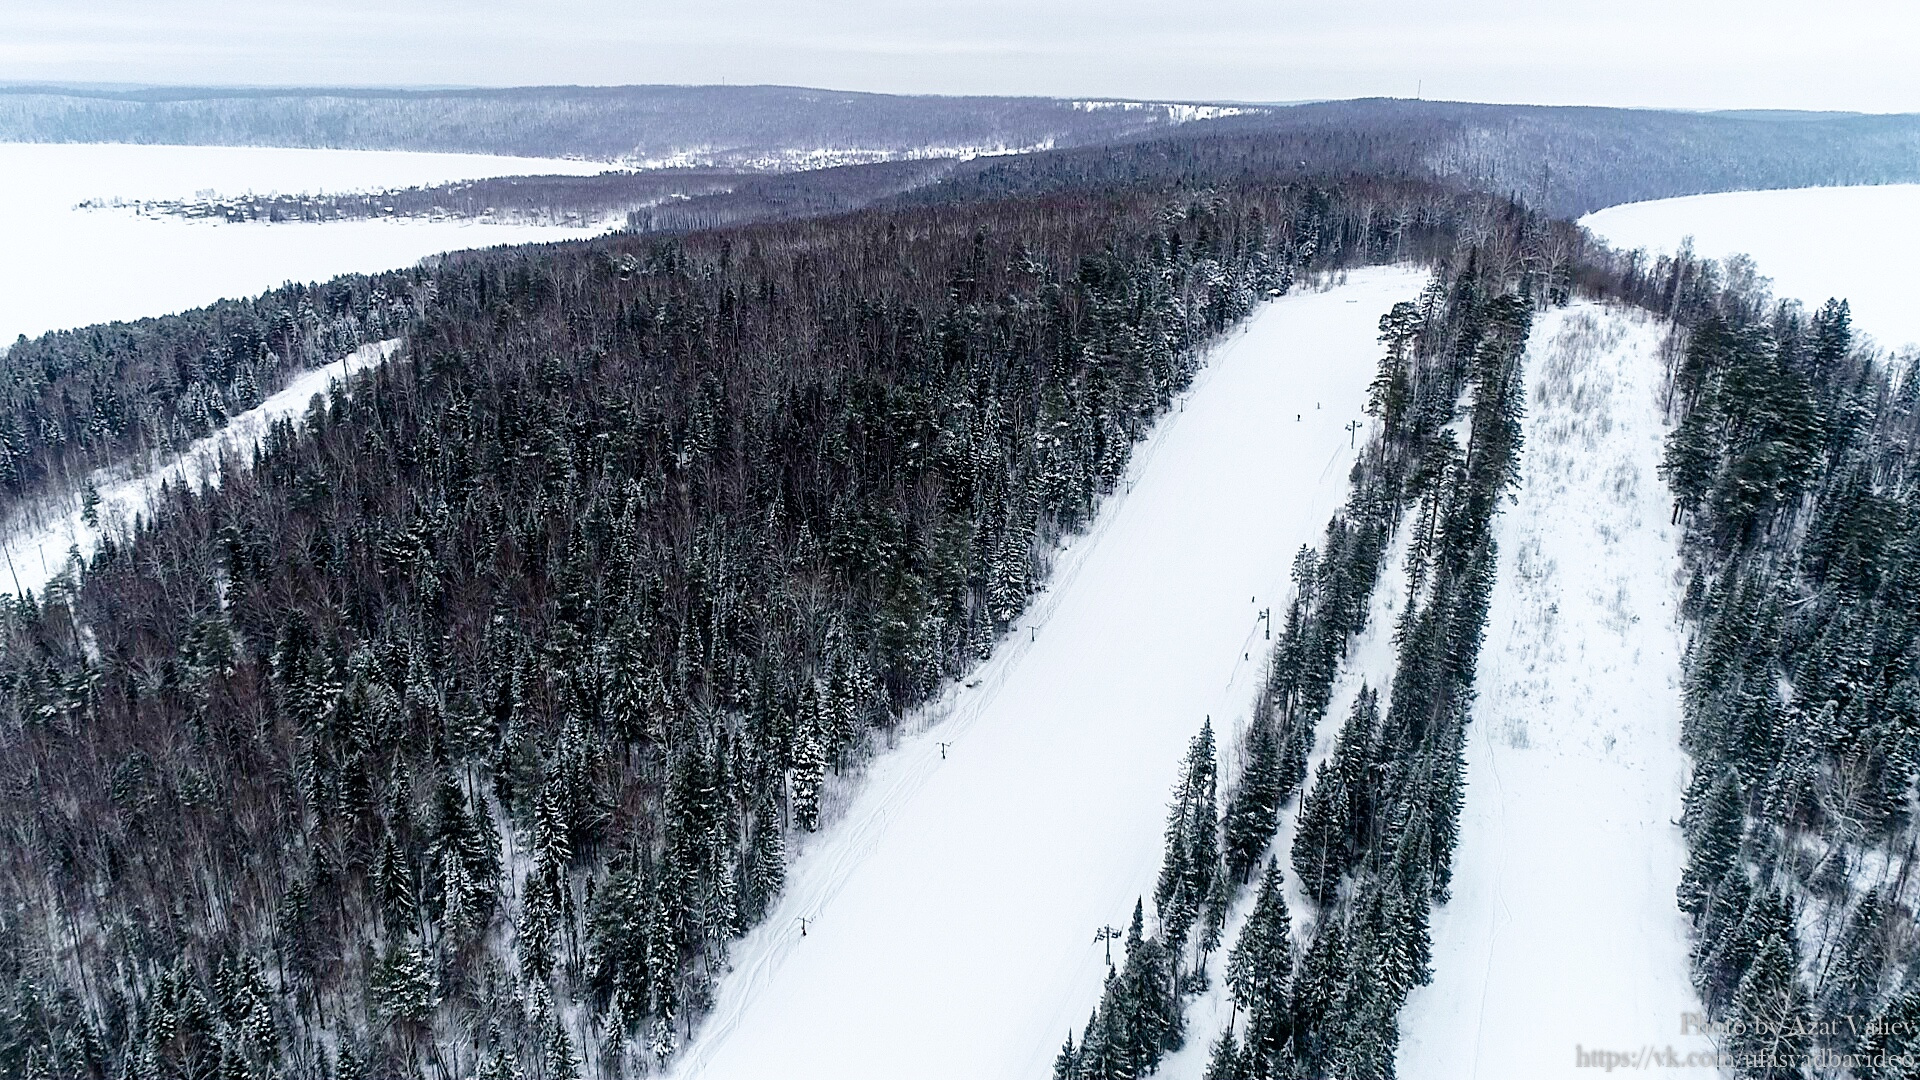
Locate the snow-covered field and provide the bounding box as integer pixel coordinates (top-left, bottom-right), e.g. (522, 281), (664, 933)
(1395, 305), (1711, 1078)
(668, 267), (1428, 1080)
(0, 142), (610, 344)
(0, 338), (400, 600)
(1582, 184), (1920, 350)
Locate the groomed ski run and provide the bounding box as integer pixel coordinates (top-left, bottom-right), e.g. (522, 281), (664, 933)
(669, 267), (1430, 1080)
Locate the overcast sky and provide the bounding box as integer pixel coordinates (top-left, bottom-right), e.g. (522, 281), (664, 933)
(2, 1), (1915, 112)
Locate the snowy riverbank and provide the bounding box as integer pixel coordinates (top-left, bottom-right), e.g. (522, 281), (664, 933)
(0, 142), (610, 345)
(1582, 184), (1920, 351)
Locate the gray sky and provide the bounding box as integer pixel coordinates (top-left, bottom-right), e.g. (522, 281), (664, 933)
(3, 0), (1916, 112)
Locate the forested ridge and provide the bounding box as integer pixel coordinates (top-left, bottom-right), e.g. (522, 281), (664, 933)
(0, 172), (1557, 1079)
(0, 84), (1211, 164)
(10, 85), (1920, 221)
(90, 160), (961, 235)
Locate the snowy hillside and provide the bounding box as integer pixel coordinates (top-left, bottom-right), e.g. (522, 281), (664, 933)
(1393, 305), (1712, 1077)
(0, 338), (398, 600)
(1156, 505), (1419, 1080)
(1581, 185), (1920, 350)
(0, 142), (610, 344)
(667, 268), (1428, 1080)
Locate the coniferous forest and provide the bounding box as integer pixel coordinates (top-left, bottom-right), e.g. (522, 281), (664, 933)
(1056, 249), (1536, 1080)
(0, 165), (1593, 1079)
(4, 81), (1918, 1080)
(1656, 264), (1920, 1075)
(1034, 147), (1920, 1080)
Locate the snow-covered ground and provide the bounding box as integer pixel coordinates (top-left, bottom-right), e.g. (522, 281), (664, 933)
(0, 338), (399, 600)
(1159, 520), (1417, 1078)
(667, 267), (1428, 1080)
(1395, 304), (1712, 1078)
(1582, 185), (1920, 350)
(0, 142), (611, 344)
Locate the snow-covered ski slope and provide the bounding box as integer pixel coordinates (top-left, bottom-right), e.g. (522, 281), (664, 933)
(0, 339), (399, 600)
(1582, 185), (1920, 350)
(1396, 304), (1713, 1077)
(670, 267), (1428, 1080)
(0, 142), (609, 344)
(1161, 508), (1418, 1079)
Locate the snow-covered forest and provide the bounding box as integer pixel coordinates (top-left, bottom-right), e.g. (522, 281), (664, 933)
(3, 67), (1920, 1080)
(2, 163), (1598, 1077)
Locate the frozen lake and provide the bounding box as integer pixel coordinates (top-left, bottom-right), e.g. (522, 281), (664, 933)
(0, 142), (612, 345)
(1582, 184), (1920, 350)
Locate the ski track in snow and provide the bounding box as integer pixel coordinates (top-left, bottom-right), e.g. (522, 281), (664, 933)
(1395, 303), (1713, 1078)
(667, 267), (1430, 1080)
(0, 340), (400, 600)
(1159, 520), (1417, 1078)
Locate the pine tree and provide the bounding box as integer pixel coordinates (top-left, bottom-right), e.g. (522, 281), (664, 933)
(1369, 301), (1421, 432)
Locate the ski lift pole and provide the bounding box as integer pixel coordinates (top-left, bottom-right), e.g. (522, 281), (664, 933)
(1345, 419), (1363, 447)
(1093, 924), (1124, 965)
(1, 539), (20, 599)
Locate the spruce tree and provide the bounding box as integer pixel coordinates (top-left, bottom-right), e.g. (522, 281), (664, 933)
(1225, 858), (1292, 1018)
(1222, 717), (1283, 883)
(745, 796), (787, 921)
(1156, 721), (1220, 965)
(1202, 1028), (1245, 1080)
(1855, 983), (1920, 1080)
(1052, 1032), (1077, 1080)
(1678, 770), (1745, 918)
(1291, 761), (1351, 908)
(1818, 889), (1886, 1030)
(791, 704), (828, 832)
(1727, 932), (1808, 1079)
